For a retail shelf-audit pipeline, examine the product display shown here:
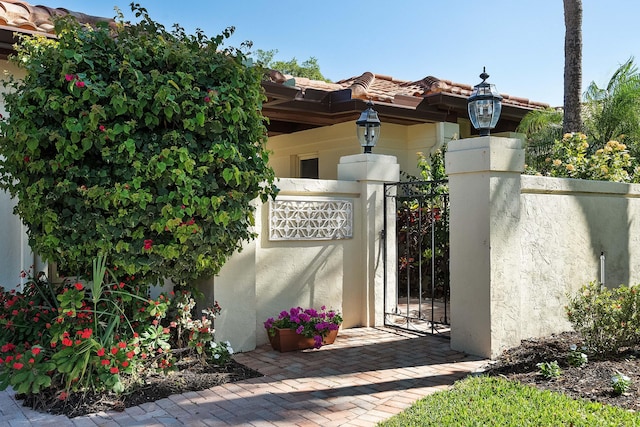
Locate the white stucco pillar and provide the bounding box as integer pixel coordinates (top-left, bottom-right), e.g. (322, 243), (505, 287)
(338, 154), (399, 327)
(445, 137), (524, 358)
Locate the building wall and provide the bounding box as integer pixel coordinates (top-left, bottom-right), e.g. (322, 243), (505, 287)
(268, 121), (459, 180)
(0, 61), (39, 290)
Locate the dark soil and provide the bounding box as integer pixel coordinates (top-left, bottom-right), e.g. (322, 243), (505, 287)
(17, 358), (263, 418)
(484, 331), (640, 412)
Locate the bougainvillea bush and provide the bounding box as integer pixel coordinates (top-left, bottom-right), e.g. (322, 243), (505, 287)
(0, 257), (232, 398)
(0, 4), (276, 288)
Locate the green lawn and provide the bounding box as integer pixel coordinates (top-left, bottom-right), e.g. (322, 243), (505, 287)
(378, 376), (640, 427)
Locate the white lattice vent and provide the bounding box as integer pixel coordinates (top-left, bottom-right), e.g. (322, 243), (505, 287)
(269, 199), (353, 241)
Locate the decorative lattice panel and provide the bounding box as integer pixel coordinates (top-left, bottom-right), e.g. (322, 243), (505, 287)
(269, 199), (353, 241)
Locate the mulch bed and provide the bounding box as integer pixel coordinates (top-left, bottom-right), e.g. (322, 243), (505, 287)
(484, 331), (640, 412)
(17, 358), (262, 418)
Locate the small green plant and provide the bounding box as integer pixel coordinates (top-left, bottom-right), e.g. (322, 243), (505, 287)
(611, 372), (632, 395)
(566, 282), (640, 353)
(536, 361), (561, 379)
(567, 344), (588, 367)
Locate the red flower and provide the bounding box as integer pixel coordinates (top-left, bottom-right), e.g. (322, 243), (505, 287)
(101, 359), (110, 366)
(110, 366), (119, 374)
(64, 74), (74, 82)
(143, 239), (153, 250)
(126, 351), (135, 359)
(118, 341), (127, 349)
(204, 96), (211, 103)
(99, 125), (106, 132)
(59, 391), (68, 401)
(23, 156), (30, 163)
(31, 347), (41, 356)
(121, 361), (129, 368)
(97, 348), (105, 356)
(13, 362), (23, 370)
(28, 358), (34, 364)
(74, 283), (83, 291)
(75, 80), (85, 88)
(61, 337), (73, 347)
(79, 328), (92, 339)
(111, 347), (118, 355)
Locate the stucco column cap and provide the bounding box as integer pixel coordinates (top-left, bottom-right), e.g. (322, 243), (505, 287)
(338, 154), (400, 182)
(446, 136), (525, 175)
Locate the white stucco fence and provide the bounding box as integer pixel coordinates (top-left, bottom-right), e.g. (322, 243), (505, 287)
(447, 136), (640, 358)
(210, 154), (399, 351)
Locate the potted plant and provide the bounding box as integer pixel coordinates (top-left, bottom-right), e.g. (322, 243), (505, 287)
(264, 306), (342, 352)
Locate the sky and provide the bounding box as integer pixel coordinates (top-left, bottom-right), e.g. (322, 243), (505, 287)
(45, 0), (640, 107)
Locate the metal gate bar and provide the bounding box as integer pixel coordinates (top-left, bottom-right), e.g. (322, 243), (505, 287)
(383, 180), (450, 335)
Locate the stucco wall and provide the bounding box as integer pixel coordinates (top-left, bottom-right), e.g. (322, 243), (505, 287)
(519, 176), (640, 339)
(447, 136), (640, 358)
(0, 61), (39, 291)
(268, 121), (458, 180)
(212, 178), (365, 351)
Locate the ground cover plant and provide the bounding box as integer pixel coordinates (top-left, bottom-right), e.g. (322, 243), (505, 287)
(0, 258), (248, 416)
(378, 375), (640, 427)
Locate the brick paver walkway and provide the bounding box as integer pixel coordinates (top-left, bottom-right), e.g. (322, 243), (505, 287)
(0, 327), (488, 426)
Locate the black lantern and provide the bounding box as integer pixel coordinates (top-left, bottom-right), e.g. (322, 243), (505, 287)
(356, 101), (381, 153)
(467, 67), (503, 136)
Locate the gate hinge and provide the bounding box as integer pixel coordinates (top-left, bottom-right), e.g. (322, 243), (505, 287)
(380, 229), (386, 239)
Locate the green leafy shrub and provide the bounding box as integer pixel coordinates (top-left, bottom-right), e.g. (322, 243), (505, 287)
(565, 281), (640, 353)
(0, 257), (231, 397)
(0, 4), (276, 289)
(528, 133), (635, 182)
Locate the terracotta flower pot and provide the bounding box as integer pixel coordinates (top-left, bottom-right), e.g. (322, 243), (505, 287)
(267, 327), (339, 352)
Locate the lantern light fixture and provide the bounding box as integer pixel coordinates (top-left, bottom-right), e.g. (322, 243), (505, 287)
(356, 101), (381, 153)
(467, 67), (503, 136)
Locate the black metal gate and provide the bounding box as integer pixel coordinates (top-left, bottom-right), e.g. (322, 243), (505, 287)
(383, 180), (450, 335)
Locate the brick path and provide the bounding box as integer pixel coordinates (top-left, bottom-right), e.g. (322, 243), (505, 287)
(0, 327), (488, 426)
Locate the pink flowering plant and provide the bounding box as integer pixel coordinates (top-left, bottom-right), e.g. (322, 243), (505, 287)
(264, 306), (342, 348)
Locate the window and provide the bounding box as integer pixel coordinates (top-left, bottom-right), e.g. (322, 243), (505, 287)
(300, 157), (319, 179)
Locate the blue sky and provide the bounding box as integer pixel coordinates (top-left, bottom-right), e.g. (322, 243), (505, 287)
(48, 0), (639, 107)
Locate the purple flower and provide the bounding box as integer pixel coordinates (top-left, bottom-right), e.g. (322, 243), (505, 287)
(305, 308), (318, 317)
(321, 305), (326, 311)
(327, 312), (336, 319)
(279, 310), (288, 318)
(299, 313), (311, 322)
(313, 335), (323, 349)
(263, 318), (274, 329)
(296, 325), (304, 335)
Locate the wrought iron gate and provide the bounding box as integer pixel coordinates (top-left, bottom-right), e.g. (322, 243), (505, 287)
(383, 180), (450, 335)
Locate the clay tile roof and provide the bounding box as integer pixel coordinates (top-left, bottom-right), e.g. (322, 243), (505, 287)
(0, 0), (113, 36)
(278, 72), (548, 110)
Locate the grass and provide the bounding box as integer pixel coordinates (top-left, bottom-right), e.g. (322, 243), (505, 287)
(378, 376), (640, 427)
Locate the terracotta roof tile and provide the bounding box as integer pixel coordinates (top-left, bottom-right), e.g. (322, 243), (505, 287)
(278, 72), (548, 110)
(0, 0), (113, 35)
